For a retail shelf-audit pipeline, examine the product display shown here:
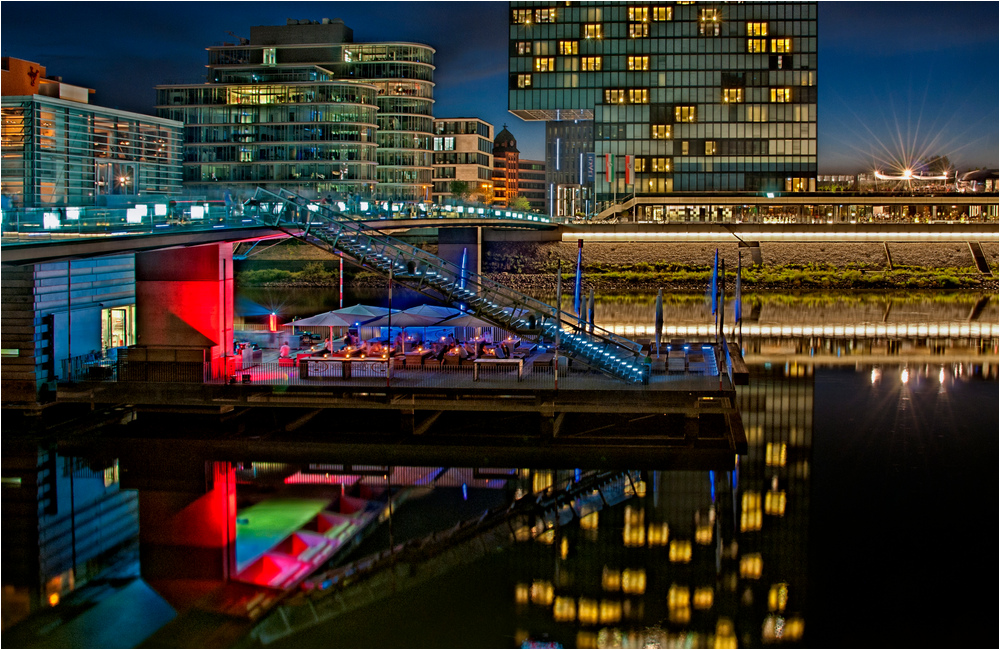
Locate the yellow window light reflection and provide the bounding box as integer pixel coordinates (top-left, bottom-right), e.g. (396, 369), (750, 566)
(763, 613), (804, 642)
(553, 595), (577, 622)
(621, 568), (646, 594)
(515, 583), (530, 605)
(765, 442), (787, 467)
(714, 617), (738, 649)
(578, 597), (600, 625)
(560, 536), (569, 559)
(531, 580), (554, 606)
(580, 511), (599, 530)
(599, 599), (623, 624)
(532, 470), (553, 493)
(647, 522), (670, 546)
(695, 522), (714, 545)
(623, 505), (646, 547)
(602, 566), (622, 591)
(693, 586), (714, 610)
(768, 583), (789, 612)
(741, 491), (763, 532)
(669, 539), (692, 563)
(537, 528), (556, 545)
(765, 489), (787, 516)
(577, 630), (599, 649)
(740, 553), (763, 579)
(668, 584), (690, 610)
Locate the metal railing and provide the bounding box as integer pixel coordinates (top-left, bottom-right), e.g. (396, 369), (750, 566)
(246, 187), (648, 382)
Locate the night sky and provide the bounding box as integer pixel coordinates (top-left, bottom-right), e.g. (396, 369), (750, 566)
(2, 1), (996, 173)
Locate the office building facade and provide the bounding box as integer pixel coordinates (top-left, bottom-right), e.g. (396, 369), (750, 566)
(2, 57), (183, 208)
(158, 19), (435, 202)
(431, 118), (494, 204)
(508, 2), (818, 217)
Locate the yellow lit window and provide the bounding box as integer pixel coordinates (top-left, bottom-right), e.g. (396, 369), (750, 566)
(629, 7), (649, 22)
(629, 23), (649, 38)
(628, 88), (649, 104)
(705, 141), (717, 156)
(627, 55), (649, 71)
(675, 105), (696, 122)
(535, 8), (556, 23)
(722, 88), (743, 103)
(515, 41), (532, 55)
(651, 157), (671, 172)
(747, 21), (768, 36)
(699, 8), (721, 36)
(582, 56), (602, 71)
(583, 23), (603, 39)
(680, 140), (689, 155)
(770, 87), (792, 103)
(652, 6), (672, 21)
(517, 74), (532, 88)
(634, 157), (647, 172)
(771, 37), (792, 53)
(512, 9), (532, 24)
(748, 38), (767, 53)
(534, 57), (555, 72)
(605, 89), (625, 104)
(559, 40), (578, 55)
(651, 124), (672, 139)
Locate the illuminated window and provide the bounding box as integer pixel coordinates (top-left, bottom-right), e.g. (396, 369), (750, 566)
(747, 105), (767, 122)
(517, 74), (532, 88)
(628, 88), (649, 104)
(652, 6), (672, 20)
(651, 157), (671, 172)
(515, 41), (532, 55)
(627, 56), (649, 71)
(747, 21), (768, 36)
(771, 37), (792, 53)
(582, 56), (602, 71)
(770, 87), (792, 102)
(680, 141), (689, 155)
(535, 57), (555, 72)
(628, 6), (649, 22)
(634, 158), (647, 172)
(722, 88), (743, 103)
(675, 105), (696, 122)
(705, 141), (717, 155)
(699, 8), (721, 36)
(786, 177), (809, 192)
(535, 7), (556, 22)
(629, 23), (649, 38)
(583, 23), (603, 39)
(512, 9), (532, 24)
(765, 442), (787, 466)
(651, 124), (672, 139)
(605, 89), (625, 103)
(263, 47), (276, 66)
(558, 40), (578, 55)
(748, 38), (766, 53)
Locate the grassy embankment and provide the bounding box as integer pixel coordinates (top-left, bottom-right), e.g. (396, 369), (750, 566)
(237, 260), (993, 290)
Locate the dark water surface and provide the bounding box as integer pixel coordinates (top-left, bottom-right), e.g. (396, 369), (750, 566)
(229, 289), (997, 648)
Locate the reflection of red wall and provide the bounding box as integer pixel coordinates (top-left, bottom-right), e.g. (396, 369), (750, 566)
(134, 244), (233, 360)
(139, 461), (236, 584)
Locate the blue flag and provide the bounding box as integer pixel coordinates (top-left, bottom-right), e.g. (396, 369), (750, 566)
(573, 240), (583, 315)
(710, 249), (719, 316)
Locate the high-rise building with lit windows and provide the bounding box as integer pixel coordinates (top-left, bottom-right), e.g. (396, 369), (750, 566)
(508, 2), (818, 219)
(157, 19), (435, 202)
(431, 118), (495, 204)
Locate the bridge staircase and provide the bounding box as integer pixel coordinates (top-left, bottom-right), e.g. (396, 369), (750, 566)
(246, 188), (648, 382)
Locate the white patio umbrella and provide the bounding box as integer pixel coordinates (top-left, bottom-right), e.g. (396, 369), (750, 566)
(404, 304), (460, 319)
(330, 304), (394, 319)
(284, 310), (359, 346)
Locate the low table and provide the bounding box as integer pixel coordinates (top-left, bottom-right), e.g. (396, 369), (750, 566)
(299, 357), (392, 380)
(473, 357), (523, 381)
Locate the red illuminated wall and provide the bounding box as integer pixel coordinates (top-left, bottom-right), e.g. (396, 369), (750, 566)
(134, 243), (234, 368)
(138, 461), (237, 586)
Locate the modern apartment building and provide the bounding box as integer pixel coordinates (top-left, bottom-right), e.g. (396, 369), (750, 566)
(508, 2), (818, 218)
(157, 18), (435, 202)
(2, 57), (183, 208)
(431, 118), (494, 204)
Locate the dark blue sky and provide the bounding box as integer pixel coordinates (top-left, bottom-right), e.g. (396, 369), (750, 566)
(2, 1), (996, 172)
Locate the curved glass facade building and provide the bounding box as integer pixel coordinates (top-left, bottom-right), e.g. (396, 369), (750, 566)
(161, 20), (435, 203)
(156, 68), (377, 200)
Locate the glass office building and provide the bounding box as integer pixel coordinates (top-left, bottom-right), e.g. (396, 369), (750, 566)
(167, 20), (436, 202)
(156, 68), (378, 200)
(508, 2), (818, 215)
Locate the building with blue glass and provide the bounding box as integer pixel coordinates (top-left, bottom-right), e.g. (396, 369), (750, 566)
(508, 2), (818, 219)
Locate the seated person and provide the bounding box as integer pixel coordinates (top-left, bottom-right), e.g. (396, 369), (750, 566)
(432, 341), (447, 361)
(279, 342), (291, 358)
(446, 333), (457, 348)
(324, 338), (334, 355)
(456, 345), (469, 360)
(369, 340), (383, 355)
(494, 343), (507, 359)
